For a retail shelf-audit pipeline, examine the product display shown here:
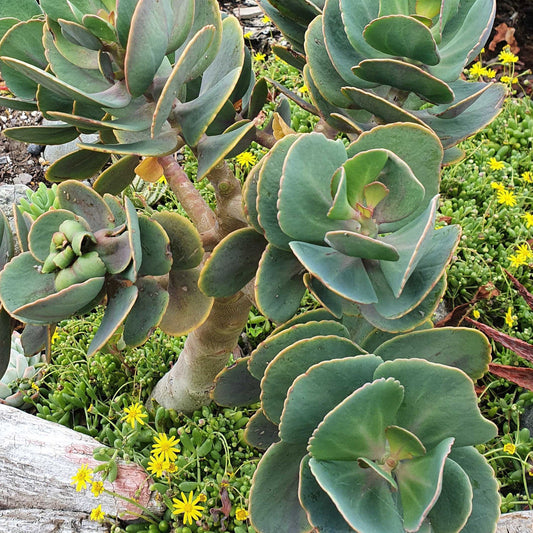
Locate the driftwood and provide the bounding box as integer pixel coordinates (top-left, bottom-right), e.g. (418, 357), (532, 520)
(0, 405), (163, 533)
(496, 510), (533, 533)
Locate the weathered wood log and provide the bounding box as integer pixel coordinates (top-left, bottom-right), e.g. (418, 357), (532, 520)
(0, 405), (163, 532)
(496, 510), (533, 533)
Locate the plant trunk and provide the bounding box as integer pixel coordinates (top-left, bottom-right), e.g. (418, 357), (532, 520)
(150, 291), (251, 413)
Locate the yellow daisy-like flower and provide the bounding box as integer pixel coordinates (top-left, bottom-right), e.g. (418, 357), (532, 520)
(147, 454), (168, 477)
(121, 402), (148, 429)
(172, 491), (204, 525)
(484, 68), (496, 79)
(488, 157), (505, 171)
(243, 31), (252, 39)
(151, 433), (180, 463)
(158, 175), (167, 184)
(468, 61), (487, 78)
(522, 171), (532, 183)
(503, 443), (517, 454)
(261, 15), (271, 24)
(490, 181), (505, 192)
(472, 309), (481, 319)
(496, 189), (517, 207)
(236, 508), (249, 521)
(254, 52), (266, 62)
(90, 504), (105, 522)
(501, 75), (518, 84)
(91, 481), (104, 497)
(235, 151), (258, 168)
(509, 252), (527, 268)
(31, 382), (39, 392)
(523, 212), (533, 228)
(498, 47), (519, 64)
(505, 307), (517, 328)
(71, 464), (93, 492)
(297, 85), (309, 94)
(516, 243), (533, 261)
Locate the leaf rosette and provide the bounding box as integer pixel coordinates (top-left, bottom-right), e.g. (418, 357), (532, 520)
(0, 0), (260, 186)
(259, 0), (506, 161)
(201, 124), (460, 330)
(0, 181), (211, 355)
(213, 314), (499, 533)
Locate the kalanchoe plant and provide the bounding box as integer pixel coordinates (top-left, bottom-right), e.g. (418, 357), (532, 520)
(213, 313), (499, 533)
(260, 0), (506, 163)
(200, 123), (460, 330)
(0, 0), (267, 187)
(0, 332), (43, 409)
(0, 180), (210, 357)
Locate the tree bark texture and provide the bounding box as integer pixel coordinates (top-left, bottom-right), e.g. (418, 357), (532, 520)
(150, 292), (251, 413)
(0, 405), (162, 532)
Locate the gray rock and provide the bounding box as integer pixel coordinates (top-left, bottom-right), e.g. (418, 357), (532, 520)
(43, 133), (99, 164)
(27, 143), (44, 156)
(13, 173), (33, 186)
(41, 118), (99, 164)
(233, 5), (263, 19)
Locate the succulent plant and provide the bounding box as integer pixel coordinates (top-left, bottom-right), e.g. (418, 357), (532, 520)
(0, 331), (43, 409)
(200, 123), (460, 330)
(0, 0), (263, 188)
(213, 313), (499, 533)
(0, 180), (212, 356)
(17, 183), (60, 221)
(260, 0), (506, 162)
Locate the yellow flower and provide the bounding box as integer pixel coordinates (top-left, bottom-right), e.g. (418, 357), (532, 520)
(491, 181), (505, 192)
(522, 171), (532, 183)
(31, 382), (39, 392)
(121, 402), (148, 429)
(468, 61), (487, 78)
(235, 151), (258, 168)
(236, 508), (249, 521)
(71, 464), (93, 492)
(516, 243), (533, 261)
(509, 252), (527, 268)
(243, 31), (252, 39)
(503, 443), (516, 454)
(147, 455), (168, 477)
(498, 47), (519, 64)
(151, 433), (180, 463)
(261, 15), (271, 24)
(472, 309), (480, 319)
(167, 462), (178, 473)
(523, 212), (533, 228)
(254, 52), (266, 62)
(297, 85), (309, 94)
(496, 189), (517, 207)
(91, 481), (104, 497)
(505, 307), (517, 328)
(90, 504), (105, 522)
(172, 492), (204, 525)
(51, 329), (60, 344)
(501, 75), (518, 84)
(198, 493), (207, 502)
(488, 157), (505, 171)
(484, 68), (496, 79)
(158, 175), (167, 184)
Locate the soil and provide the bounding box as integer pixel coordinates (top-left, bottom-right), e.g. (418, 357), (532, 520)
(0, 1), (531, 188)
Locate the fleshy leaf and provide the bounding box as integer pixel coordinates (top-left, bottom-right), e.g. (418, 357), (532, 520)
(261, 335), (363, 425)
(212, 357), (261, 407)
(248, 320), (350, 380)
(280, 355), (383, 445)
(244, 409), (280, 450)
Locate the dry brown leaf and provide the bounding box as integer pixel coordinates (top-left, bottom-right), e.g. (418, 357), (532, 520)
(134, 156), (164, 183)
(488, 23), (520, 55)
(272, 112), (295, 140)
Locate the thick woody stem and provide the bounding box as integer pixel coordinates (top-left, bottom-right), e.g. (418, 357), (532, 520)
(158, 155), (219, 249)
(206, 160), (248, 238)
(149, 292), (252, 413)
